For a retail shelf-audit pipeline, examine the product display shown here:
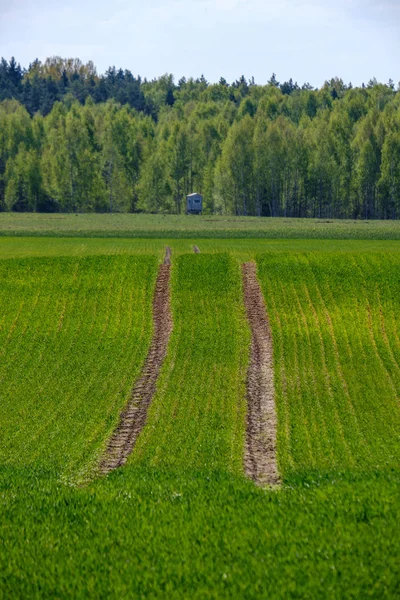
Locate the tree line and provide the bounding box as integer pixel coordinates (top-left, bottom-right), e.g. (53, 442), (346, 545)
(1, 56), (399, 218)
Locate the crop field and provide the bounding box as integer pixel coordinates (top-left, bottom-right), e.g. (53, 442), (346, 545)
(1, 235), (400, 263)
(257, 252), (400, 478)
(131, 254), (249, 473)
(2, 212), (400, 239)
(1, 219), (400, 598)
(0, 255), (158, 481)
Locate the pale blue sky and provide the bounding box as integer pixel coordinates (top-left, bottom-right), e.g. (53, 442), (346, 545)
(1, 0), (399, 86)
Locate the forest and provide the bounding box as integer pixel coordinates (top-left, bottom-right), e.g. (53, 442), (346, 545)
(0, 56), (399, 218)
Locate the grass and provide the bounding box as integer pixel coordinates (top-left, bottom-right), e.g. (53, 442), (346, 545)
(0, 255), (158, 481)
(1, 237), (400, 597)
(131, 254), (250, 473)
(1, 236), (400, 264)
(257, 252), (400, 480)
(2, 212), (400, 239)
(1, 468), (400, 598)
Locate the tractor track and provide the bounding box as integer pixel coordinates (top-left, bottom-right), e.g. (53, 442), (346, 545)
(164, 246), (172, 265)
(242, 262), (280, 486)
(100, 248), (172, 474)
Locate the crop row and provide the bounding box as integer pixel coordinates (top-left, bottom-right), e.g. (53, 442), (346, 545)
(257, 252), (400, 480)
(1, 249), (400, 597)
(1, 251), (400, 484)
(131, 254), (250, 474)
(0, 255), (158, 480)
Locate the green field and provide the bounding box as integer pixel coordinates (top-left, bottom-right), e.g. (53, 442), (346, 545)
(2, 212), (400, 239)
(258, 252), (400, 479)
(131, 254), (249, 473)
(1, 220), (400, 598)
(1, 236), (400, 264)
(0, 255), (158, 482)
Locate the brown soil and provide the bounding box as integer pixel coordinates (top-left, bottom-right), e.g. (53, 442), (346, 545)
(100, 251), (172, 474)
(164, 246), (172, 265)
(242, 262), (280, 486)
(193, 245), (201, 254)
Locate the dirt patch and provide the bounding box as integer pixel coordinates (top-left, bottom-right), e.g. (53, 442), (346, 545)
(193, 245), (201, 254)
(100, 255), (172, 474)
(242, 262), (280, 486)
(164, 246), (172, 265)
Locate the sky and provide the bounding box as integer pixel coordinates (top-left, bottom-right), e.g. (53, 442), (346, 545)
(0, 0), (399, 87)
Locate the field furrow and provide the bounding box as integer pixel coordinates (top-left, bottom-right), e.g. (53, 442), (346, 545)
(242, 262), (279, 485)
(100, 262), (172, 473)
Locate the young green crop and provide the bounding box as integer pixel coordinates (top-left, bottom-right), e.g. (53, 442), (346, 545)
(1, 466), (400, 598)
(2, 213), (400, 239)
(0, 255), (158, 480)
(131, 254), (250, 474)
(2, 236), (400, 263)
(1, 247), (400, 598)
(256, 252), (400, 480)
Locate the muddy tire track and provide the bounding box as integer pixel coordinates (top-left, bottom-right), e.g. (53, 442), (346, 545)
(100, 249), (172, 474)
(193, 245), (201, 254)
(242, 262), (280, 486)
